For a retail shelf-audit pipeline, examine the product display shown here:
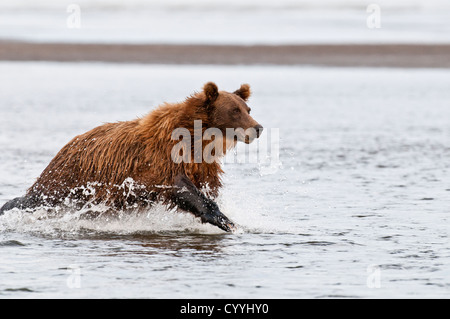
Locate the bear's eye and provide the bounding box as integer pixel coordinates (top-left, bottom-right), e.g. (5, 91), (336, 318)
(233, 108), (241, 114)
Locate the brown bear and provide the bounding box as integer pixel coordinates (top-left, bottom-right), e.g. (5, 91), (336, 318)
(0, 82), (263, 232)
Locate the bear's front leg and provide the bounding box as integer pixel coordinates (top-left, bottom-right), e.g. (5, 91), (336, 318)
(172, 174), (236, 232)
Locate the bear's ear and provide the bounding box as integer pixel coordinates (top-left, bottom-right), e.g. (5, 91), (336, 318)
(233, 83), (251, 101)
(203, 82), (219, 103)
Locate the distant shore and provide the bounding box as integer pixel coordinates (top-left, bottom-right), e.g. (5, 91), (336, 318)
(1, 41), (450, 68)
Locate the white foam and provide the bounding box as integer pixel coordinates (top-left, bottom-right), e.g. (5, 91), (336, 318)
(0, 184), (294, 237)
(0, 204), (216, 237)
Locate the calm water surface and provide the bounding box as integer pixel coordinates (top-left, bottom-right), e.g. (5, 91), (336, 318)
(0, 63), (449, 298)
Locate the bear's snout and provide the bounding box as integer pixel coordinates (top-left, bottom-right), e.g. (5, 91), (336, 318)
(241, 124), (264, 144)
(254, 124), (264, 138)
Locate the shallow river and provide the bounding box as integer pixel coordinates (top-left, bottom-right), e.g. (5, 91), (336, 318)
(0, 62), (449, 298)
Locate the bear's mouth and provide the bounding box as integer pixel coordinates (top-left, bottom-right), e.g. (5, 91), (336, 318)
(244, 135), (255, 144)
(233, 128), (258, 144)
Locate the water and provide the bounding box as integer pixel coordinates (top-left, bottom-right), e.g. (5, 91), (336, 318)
(0, 62), (449, 298)
(1, 0), (450, 44)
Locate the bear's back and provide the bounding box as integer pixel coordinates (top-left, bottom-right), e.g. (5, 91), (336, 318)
(28, 120), (150, 206)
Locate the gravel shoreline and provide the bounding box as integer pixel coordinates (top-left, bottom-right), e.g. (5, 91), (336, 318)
(1, 41), (450, 68)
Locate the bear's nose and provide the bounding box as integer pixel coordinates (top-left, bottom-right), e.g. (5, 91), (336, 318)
(254, 124), (264, 138)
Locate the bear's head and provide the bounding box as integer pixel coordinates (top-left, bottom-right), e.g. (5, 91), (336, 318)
(202, 82), (263, 144)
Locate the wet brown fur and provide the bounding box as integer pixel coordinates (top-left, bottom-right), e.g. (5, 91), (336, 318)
(26, 82), (258, 211)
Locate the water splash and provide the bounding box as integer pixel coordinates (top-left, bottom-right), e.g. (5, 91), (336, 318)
(0, 184), (294, 237)
(0, 205), (214, 238)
